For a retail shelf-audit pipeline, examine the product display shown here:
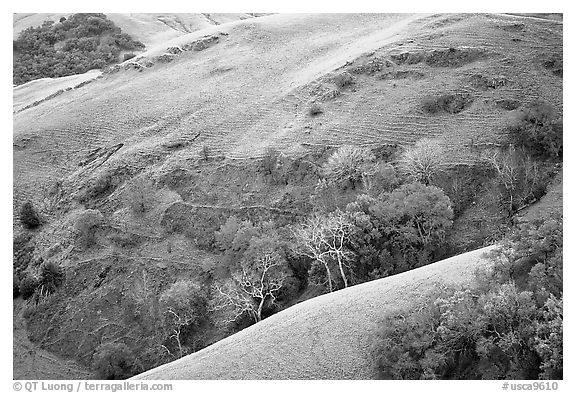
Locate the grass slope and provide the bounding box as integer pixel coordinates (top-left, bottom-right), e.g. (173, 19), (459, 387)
(13, 70), (102, 112)
(13, 13), (562, 215)
(134, 246), (496, 379)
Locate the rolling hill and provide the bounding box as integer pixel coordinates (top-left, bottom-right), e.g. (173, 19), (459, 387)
(13, 13), (562, 216)
(12, 13), (562, 379)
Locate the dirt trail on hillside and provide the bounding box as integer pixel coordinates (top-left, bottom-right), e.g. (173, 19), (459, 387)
(134, 245), (496, 380)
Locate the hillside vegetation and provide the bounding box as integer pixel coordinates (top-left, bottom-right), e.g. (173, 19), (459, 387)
(13, 13), (144, 85)
(134, 246), (496, 379)
(13, 13), (562, 379)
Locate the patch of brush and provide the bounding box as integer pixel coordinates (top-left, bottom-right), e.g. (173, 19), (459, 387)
(497, 23), (525, 32)
(379, 69), (426, 80)
(542, 57), (562, 77)
(495, 99), (521, 111)
(348, 56), (394, 75)
(391, 47), (487, 68)
(469, 74), (509, 90)
(332, 72), (355, 90)
(309, 84), (341, 102)
(421, 93), (475, 115)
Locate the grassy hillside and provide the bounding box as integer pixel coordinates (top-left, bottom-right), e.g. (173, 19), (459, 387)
(13, 13), (262, 48)
(134, 246), (496, 379)
(13, 70), (102, 112)
(12, 13), (562, 379)
(13, 13), (562, 212)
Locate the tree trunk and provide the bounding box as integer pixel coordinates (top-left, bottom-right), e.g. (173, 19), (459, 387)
(325, 263), (333, 292)
(337, 254), (348, 288)
(256, 297), (265, 323)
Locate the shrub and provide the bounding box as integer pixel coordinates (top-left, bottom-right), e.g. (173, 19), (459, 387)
(261, 147), (280, 176)
(123, 52), (136, 61)
(212, 235), (290, 323)
(400, 139), (445, 185)
(322, 145), (375, 189)
(92, 342), (137, 379)
(13, 273), (21, 298)
(160, 281), (208, 357)
(483, 146), (550, 216)
(333, 72), (355, 89)
(13, 232), (34, 274)
(508, 102), (562, 159)
(373, 217), (563, 380)
(20, 201), (41, 229)
(363, 162), (399, 194)
(345, 183), (453, 279)
(308, 102), (323, 116)
(73, 209), (105, 249)
(13, 14), (145, 85)
(38, 261), (65, 296)
(422, 93), (474, 114)
(19, 274), (39, 300)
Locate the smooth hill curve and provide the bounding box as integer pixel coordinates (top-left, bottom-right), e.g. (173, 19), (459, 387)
(134, 245), (496, 380)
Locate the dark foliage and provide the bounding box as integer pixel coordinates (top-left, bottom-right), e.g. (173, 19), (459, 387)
(39, 261), (66, 295)
(431, 163), (493, 218)
(422, 93), (474, 114)
(344, 183), (453, 282)
(123, 52), (136, 61)
(13, 273), (21, 298)
(13, 232), (34, 274)
(20, 201), (41, 229)
(508, 102), (563, 159)
(19, 274), (40, 300)
(13, 13), (144, 85)
(486, 147), (553, 216)
(308, 102), (323, 116)
(373, 218), (563, 380)
(92, 342), (138, 379)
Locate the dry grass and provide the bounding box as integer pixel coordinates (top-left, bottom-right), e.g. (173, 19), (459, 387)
(12, 13), (562, 379)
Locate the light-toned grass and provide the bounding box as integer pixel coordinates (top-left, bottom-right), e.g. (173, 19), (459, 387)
(13, 70), (101, 112)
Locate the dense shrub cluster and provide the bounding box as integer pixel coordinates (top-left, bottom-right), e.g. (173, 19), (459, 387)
(19, 201), (42, 229)
(296, 182), (454, 291)
(38, 261), (66, 296)
(92, 342), (138, 379)
(159, 281), (208, 358)
(373, 217), (562, 380)
(422, 93), (474, 114)
(508, 102), (563, 159)
(345, 182), (453, 280)
(212, 217), (302, 325)
(483, 147), (552, 216)
(322, 145), (375, 190)
(13, 13), (144, 85)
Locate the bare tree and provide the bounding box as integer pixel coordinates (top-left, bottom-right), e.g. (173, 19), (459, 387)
(211, 243), (288, 324)
(323, 145), (375, 189)
(163, 308), (193, 358)
(483, 146), (542, 215)
(159, 281), (206, 358)
(400, 138), (445, 185)
(294, 210), (355, 291)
